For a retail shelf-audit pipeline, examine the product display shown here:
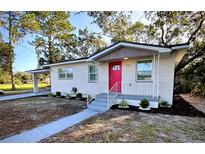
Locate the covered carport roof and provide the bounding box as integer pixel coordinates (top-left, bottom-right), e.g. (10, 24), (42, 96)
(26, 68), (50, 94)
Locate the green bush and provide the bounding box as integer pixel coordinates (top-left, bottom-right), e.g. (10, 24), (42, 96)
(191, 83), (205, 97)
(159, 100), (169, 107)
(48, 93), (55, 97)
(119, 99), (129, 108)
(87, 95), (92, 101)
(56, 91), (61, 97)
(140, 99), (149, 108)
(76, 93), (83, 99)
(14, 78), (22, 85)
(66, 93), (71, 98)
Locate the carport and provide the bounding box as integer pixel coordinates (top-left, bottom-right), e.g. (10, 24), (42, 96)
(26, 68), (50, 93)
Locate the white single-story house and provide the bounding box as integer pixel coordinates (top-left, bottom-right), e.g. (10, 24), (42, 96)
(27, 41), (189, 112)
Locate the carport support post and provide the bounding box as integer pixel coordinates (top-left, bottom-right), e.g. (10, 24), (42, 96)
(32, 73), (38, 93)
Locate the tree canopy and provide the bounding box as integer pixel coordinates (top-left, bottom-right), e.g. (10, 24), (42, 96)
(87, 11), (136, 42)
(30, 11), (73, 64)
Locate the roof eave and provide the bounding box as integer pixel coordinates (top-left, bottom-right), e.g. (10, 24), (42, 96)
(42, 59), (87, 67)
(88, 42), (171, 61)
(26, 69), (50, 74)
(171, 44), (189, 50)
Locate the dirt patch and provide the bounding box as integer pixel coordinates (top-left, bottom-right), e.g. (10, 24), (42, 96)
(0, 96), (86, 139)
(41, 110), (205, 143)
(41, 94), (205, 143)
(179, 94), (205, 113)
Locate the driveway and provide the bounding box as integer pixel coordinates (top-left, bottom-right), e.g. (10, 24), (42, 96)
(0, 90), (50, 101)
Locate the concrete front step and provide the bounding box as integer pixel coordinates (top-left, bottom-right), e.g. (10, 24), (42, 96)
(95, 98), (108, 103)
(91, 101), (107, 107)
(88, 104), (108, 112)
(95, 96), (115, 101)
(87, 93), (110, 112)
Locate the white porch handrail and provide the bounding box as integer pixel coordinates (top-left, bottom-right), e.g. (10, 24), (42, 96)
(107, 81), (119, 108)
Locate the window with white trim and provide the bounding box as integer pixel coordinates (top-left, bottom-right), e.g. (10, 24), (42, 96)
(58, 67), (73, 80)
(88, 64), (98, 82)
(136, 60), (152, 81)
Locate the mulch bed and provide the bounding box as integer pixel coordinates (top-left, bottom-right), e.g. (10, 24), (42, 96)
(111, 94), (205, 117)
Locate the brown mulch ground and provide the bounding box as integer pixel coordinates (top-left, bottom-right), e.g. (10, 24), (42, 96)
(0, 96), (86, 139)
(41, 94), (205, 143)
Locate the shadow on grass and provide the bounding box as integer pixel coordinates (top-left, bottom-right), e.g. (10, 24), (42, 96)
(111, 95), (205, 118)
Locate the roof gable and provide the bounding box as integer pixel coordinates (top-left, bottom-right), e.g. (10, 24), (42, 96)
(88, 42), (172, 61)
(96, 46), (158, 62)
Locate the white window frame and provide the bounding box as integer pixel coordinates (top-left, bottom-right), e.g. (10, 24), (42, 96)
(88, 64), (98, 82)
(136, 59), (153, 81)
(58, 67), (73, 80)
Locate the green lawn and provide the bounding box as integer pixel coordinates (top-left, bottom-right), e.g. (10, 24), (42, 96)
(0, 83), (50, 91)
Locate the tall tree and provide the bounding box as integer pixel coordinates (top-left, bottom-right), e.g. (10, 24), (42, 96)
(143, 11), (205, 95)
(75, 28), (106, 57)
(144, 11), (205, 46)
(87, 11), (135, 42)
(0, 41), (11, 71)
(30, 11), (73, 64)
(77, 28), (106, 57)
(144, 11), (205, 72)
(60, 28), (106, 58)
(127, 21), (153, 43)
(0, 11), (38, 90)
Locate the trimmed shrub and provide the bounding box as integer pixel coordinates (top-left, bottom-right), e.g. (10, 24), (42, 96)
(118, 99), (129, 108)
(66, 93), (71, 98)
(159, 100), (169, 107)
(48, 93), (55, 97)
(76, 93), (83, 99)
(56, 91), (61, 97)
(140, 99), (149, 108)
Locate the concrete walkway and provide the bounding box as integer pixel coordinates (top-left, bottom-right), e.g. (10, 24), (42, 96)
(0, 91), (50, 102)
(0, 109), (99, 143)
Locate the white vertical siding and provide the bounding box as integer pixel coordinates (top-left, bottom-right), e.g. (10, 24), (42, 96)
(158, 53), (175, 105)
(50, 62), (108, 97)
(50, 52), (176, 104)
(122, 58), (155, 96)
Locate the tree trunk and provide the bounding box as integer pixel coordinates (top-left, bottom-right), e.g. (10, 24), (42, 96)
(8, 11), (15, 90)
(48, 35), (53, 63)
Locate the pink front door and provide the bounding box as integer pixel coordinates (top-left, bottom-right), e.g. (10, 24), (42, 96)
(109, 61), (122, 92)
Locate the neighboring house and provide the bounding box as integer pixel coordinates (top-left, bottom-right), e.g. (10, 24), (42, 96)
(27, 41), (189, 111)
